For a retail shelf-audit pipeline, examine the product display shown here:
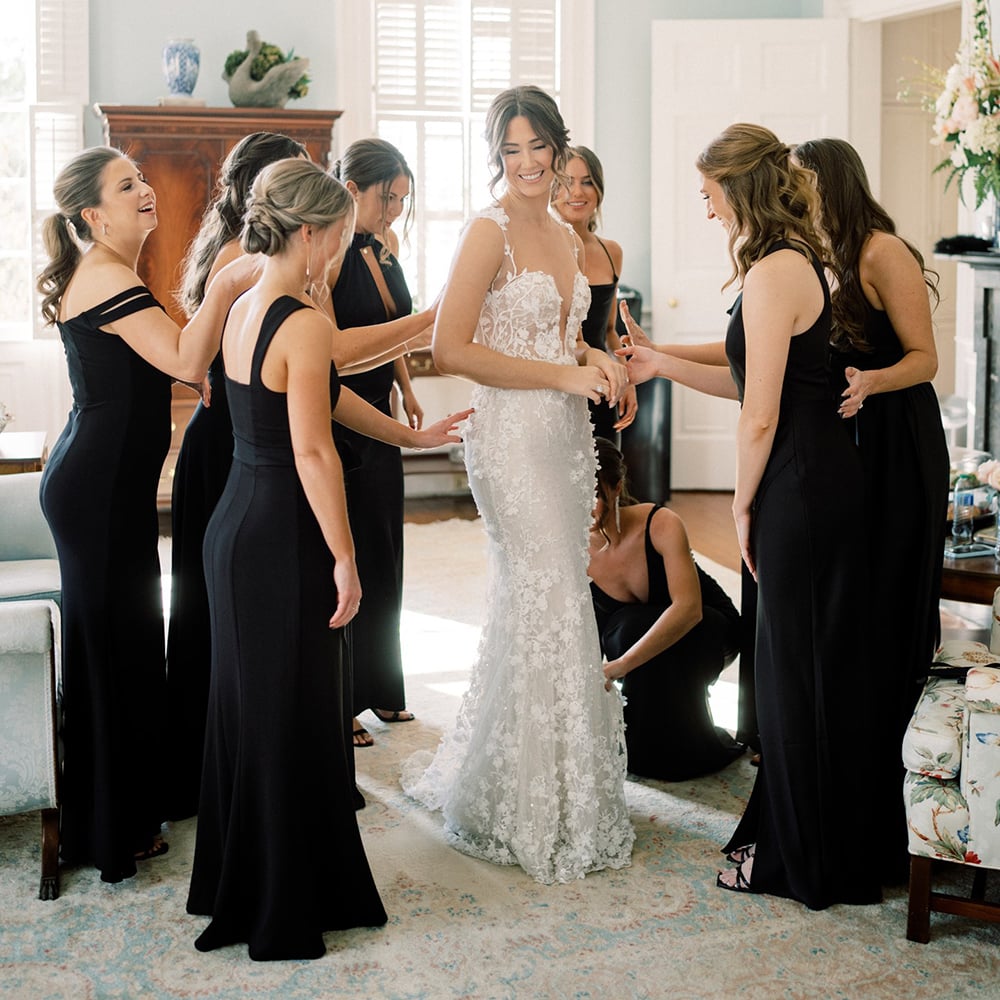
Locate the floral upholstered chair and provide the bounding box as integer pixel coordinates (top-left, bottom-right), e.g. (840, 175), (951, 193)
(902, 635), (1000, 942)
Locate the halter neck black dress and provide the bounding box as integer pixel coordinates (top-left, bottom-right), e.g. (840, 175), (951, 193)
(188, 296), (386, 960)
(723, 242), (881, 909)
(580, 236), (620, 443)
(165, 348), (233, 819)
(40, 286), (171, 882)
(591, 505), (743, 780)
(332, 233), (412, 719)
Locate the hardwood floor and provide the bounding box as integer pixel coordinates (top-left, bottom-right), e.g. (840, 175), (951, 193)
(664, 492), (739, 572)
(404, 490), (741, 572)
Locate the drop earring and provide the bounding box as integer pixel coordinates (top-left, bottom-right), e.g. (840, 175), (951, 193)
(614, 496), (621, 533)
(102, 223), (109, 236)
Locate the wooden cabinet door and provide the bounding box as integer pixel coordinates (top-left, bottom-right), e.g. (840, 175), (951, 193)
(94, 105), (343, 507)
(95, 105), (343, 326)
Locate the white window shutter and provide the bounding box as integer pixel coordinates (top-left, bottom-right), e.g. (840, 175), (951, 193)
(35, 0), (89, 103)
(370, 0), (563, 306)
(30, 0), (89, 339)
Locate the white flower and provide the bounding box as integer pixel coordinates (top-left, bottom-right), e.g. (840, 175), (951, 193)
(963, 115), (1000, 155)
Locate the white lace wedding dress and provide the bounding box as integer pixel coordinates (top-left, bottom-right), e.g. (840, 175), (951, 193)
(401, 206), (634, 884)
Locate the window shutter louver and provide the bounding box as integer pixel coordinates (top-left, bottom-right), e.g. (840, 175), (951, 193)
(372, 0), (561, 307)
(29, 0), (88, 338)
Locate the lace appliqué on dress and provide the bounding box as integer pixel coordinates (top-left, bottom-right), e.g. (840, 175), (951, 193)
(401, 206), (634, 884)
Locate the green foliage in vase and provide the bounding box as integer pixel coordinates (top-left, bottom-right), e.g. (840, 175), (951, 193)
(224, 41), (310, 100)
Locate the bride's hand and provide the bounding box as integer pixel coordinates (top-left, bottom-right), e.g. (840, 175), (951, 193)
(586, 350), (628, 406)
(562, 364), (612, 403)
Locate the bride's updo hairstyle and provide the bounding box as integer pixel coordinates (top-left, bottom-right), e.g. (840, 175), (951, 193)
(696, 123), (824, 291)
(242, 158), (354, 258)
(484, 85), (570, 197)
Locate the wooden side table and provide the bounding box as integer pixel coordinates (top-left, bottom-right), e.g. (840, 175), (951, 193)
(941, 550), (1000, 605)
(0, 431), (48, 474)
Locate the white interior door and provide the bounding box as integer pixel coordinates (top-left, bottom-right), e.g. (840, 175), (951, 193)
(651, 19), (851, 489)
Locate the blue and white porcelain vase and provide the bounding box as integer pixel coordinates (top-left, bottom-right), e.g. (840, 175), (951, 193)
(162, 38), (200, 97)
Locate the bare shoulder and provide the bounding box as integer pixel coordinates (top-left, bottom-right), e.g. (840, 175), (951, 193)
(860, 229), (920, 281)
(449, 215), (507, 279)
(207, 240), (243, 286)
(63, 257), (146, 319)
(647, 503), (690, 552)
(602, 236), (624, 273)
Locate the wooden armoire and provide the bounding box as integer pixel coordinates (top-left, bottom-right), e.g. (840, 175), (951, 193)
(94, 104), (343, 506)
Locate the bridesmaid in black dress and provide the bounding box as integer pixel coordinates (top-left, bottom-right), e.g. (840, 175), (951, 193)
(623, 124), (881, 909)
(794, 138), (949, 883)
(551, 146), (637, 444)
(187, 158), (387, 960)
(166, 131), (307, 820)
(588, 439), (743, 780)
(36, 147), (253, 883)
(329, 139), (427, 747)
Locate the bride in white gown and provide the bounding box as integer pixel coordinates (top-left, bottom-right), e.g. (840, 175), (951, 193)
(401, 86), (635, 884)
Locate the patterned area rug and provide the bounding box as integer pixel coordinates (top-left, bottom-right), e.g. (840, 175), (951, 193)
(2, 518), (998, 999)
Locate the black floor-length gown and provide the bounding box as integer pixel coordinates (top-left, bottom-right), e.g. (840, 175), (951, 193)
(591, 505), (744, 781)
(40, 287), (171, 883)
(580, 236), (620, 444)
(332, 233), (411, 716)
(165, 352), (233, 819)
(831, 304), (949, 882)
(187, 296), (386, 960)
(723, 243), (881, 909)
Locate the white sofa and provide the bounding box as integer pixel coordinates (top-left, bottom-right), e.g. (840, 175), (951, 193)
(0, 471), (61, 898)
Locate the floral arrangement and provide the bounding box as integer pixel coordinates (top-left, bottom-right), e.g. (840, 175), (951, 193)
(977, 458), (1000, 490)
(224, 37), (309, 101)
(922, 0), (1000, 207)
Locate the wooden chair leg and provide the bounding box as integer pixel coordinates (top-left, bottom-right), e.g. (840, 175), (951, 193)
(971, 869), (988, 901)
(38, 807), (59, 901)
(906, 855), (932, 943)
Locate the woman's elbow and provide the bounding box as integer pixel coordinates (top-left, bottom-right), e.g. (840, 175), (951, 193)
(432, 341), (462, 377)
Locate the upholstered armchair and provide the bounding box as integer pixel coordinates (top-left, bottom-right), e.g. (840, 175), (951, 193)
(902, 636), (1000, 942)
(0, 471), (60, 605)
(0, 471), (61, 899)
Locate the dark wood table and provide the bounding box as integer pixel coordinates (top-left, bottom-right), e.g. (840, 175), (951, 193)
(941, 549), (1000, 605)
(0, 431), (47, 474)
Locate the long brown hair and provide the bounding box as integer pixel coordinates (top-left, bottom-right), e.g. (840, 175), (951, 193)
(180, 131), (307, 317)
(330, 138), (414, 262)
(793, 137), (939, 352)
(696, 123), (826, 291)
(483, 85), (570, 198)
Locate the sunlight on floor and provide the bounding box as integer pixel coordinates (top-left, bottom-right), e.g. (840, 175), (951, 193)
(400, 606), (741, 734)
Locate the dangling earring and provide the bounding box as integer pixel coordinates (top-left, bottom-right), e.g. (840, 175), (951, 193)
(614, 496), (621, 534)
(102, 223), (109, 236)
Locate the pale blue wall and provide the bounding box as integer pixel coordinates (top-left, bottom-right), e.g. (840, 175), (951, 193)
(85, 0), (339, 145)
(86, 0), (822, 301)
(593, 0), (824, 306)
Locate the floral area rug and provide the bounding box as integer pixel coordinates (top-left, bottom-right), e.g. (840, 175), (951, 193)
(1, 518), (998, 999)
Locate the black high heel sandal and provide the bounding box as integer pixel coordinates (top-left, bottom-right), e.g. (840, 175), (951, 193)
(716, 852), (754, 894)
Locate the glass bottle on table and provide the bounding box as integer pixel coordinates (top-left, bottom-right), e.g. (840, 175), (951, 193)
(951, 474), (976, 554)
